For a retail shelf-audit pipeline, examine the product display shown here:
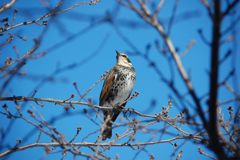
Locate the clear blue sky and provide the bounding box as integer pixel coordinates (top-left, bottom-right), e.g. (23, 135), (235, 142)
(1, 0), (239, 159)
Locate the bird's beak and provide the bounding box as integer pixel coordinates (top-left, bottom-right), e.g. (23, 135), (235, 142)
(116, 50), (121, 57)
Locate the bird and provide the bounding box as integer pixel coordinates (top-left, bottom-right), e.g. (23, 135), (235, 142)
(99, 50), (136, 140)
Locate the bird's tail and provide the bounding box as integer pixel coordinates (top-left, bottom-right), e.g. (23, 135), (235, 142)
(101, 115), (113, 140)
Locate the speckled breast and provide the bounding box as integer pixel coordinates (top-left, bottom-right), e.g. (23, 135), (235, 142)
(111, 67), (136, 107)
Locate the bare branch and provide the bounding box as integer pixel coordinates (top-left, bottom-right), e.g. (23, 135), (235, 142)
(0, 0), (16, 13)
(0, 135), (199, 158)
(0, 0), (101, 33)
(222, 0), (240, 18)
(120, 0), (207, 129)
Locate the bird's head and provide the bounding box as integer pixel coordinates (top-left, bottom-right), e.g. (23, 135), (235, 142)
(116, 50), (133, 68)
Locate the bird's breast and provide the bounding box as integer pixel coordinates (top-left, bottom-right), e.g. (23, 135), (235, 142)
(110, 69), (136, 106)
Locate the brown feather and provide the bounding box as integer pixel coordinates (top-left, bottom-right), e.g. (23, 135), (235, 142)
(99, 67), (117, 106)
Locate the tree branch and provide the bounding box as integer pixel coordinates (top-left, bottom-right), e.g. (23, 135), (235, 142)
(121, 0), (207, 128)
(0, 135), (200, 158)
(208, 1), (228, 159)
(222, 0), (240, 18)
(0, 0), (100, 33)
(0, 0), (16, 13)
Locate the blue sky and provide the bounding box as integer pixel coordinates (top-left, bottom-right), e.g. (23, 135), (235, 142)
(1, 0), (239, 159)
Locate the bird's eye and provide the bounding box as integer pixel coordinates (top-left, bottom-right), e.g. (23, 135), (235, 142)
(122, 55), (127, 58)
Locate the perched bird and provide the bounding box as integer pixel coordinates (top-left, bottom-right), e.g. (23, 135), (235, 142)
(99, 50), (136, 140)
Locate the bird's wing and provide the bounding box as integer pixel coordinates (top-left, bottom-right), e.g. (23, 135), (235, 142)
(99, 67), (118, 106)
